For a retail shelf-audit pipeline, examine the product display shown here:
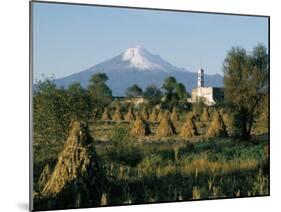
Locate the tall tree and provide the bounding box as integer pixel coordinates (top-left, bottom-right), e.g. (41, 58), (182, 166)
(162, 76), (188, 109)
(126, 84), (143, 98)
(162, 76), (177, 95)
(67, 82), (92, 122)
(143, 84), (163, 106)
(33, 78), (71, 144)
(175, 82), (188, 99)
(87, 72), (112, 118)
(223, 44), (268, 140)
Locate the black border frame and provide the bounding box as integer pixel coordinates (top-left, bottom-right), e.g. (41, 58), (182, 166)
(29, 1), (270, 211)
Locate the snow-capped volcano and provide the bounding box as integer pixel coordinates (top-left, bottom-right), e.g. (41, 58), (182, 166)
(121, 45), (176, 71)
(55, 45), (223, 96)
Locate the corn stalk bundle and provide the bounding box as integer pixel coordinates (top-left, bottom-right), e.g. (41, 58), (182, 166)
(156, 113), (176, 137)
(112, 106), (124, 122)
(125, 107), (136, 122)
(101, 107), (112, 121)
(206, 111), (228, 138)
(171, 107), (179, 124)
(180, 115), (198, 138)
(41, 121), (107, 208)
(130, 115), (151, 136)
(149, 109), (159, 122)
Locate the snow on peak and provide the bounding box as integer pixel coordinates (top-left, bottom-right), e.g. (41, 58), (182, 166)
(122, 45), (163, 70)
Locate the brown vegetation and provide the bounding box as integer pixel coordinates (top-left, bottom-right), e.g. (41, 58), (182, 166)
(201, 107), (210, 122)
(41, 121), (107, 206)
(101, 107), (112, 121)
(156, 112), (176, 137)
(130, 115), (151, 137)
(112, 106), (124, 122)
(149, 108), (159, 122)
(38, 164), (51, 192)
(171, 107), (179, 124)
(180, 115), (198, 139)
(206, 111), (228, 138)
(125, 107), (136, 122)
(142, 108), (150, 121)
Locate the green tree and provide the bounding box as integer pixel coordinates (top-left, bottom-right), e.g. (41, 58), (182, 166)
(175, 82), (188, 99)
(33, 78), (71, 144)
(87, 72), (112, 118)
(162, 76), (177, 95)
(143, 84), (163, 106)
(162, 76), (188, 109)
(223, 44), (268, 140)
(126, 84), (143, 98)
(67, 82), (92, 122)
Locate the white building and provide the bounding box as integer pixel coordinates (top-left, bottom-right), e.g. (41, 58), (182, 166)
(190, 68), (224, 106)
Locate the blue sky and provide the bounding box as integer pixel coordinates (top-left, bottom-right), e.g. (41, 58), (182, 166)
(32, 2), (268, 81)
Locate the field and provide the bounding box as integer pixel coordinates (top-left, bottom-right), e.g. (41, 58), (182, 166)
(33, 114), (269, 207)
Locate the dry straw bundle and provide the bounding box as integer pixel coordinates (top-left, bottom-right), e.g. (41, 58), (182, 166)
(171, 107), (179, 124)
(130, 115), (151, 137)
(180, 115), (198, 139)
(156, 112), (176, 137)
(206, 111), (228, 138)
(41, 121), (107, 206)
(158, 110), (164, 121)
(125, 107), (136, 122)
(38, 164), (51, 192)
(149, 108), (159, 122)
(101, 107), (112, 121)
(201, 107), (210, 122)
(112, 106), (124, 122)
(142, 108), (150, 121)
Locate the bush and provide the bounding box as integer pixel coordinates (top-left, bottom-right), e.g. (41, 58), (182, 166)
(109, 127), (143, 166)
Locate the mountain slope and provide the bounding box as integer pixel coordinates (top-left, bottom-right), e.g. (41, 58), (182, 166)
(55, 45), (223, 96)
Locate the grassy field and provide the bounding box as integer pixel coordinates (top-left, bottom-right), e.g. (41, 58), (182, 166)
(33, 118), (269, 206)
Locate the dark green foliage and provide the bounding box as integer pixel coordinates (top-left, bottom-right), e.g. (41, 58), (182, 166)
(108, 127), (143, 166)
(223, 44), (268, 140)
(88, 72), (112, 117)
(175, 82), (188, 99)
(126, 84), (143, 98)
(144, 84), (163, 106)
(162, 76), (189, 110)
(100, 137), (268, 205)
(67, 83), (92, 121)
(33, 79), (72, 144)
(33, 79), (94, 145)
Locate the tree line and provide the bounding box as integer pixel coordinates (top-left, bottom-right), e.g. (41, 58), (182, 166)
(33, 73), (189, 144)
(33, 44), (268, 144)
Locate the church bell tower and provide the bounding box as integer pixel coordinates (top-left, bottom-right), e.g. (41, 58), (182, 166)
(197, 68), (204, 88)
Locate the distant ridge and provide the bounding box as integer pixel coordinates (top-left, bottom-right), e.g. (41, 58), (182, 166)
(55, 45), (223, 96)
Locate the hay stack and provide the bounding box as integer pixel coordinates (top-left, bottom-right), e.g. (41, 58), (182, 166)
(41, 121), (107, 207)
(38, 164), (51, 192)
(130, 115), (151, 137)
(125, 107), (136, 122)
(142, 108), (150, 121)
(112, 106), (124, 122)
(180, 115), (198, 138)
(171, 107), (179, 124)
(158, 110), (164, 121)
(206, 111), (228, 138)
(201, 107), (210, 122)
(101, 107), (112, 121)
(159, 110), (170, 121)
(156, 113), (176, 137)
(149, 109), (159, 122)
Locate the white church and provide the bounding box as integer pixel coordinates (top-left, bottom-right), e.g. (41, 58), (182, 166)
(190, 68), (224, 106)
